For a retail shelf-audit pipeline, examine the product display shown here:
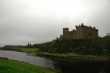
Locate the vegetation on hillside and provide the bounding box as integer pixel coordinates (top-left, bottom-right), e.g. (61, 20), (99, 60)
(35, 37), (110, 56)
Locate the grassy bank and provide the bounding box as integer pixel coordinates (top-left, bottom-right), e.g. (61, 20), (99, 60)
(38, 52), (109, 62)
(18, 48), (39, 55)
(0, 48), (39, 56)
(0, 58), (56, 73)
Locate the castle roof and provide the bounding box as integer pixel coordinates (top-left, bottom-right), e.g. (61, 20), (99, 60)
(75, 23), (97, 31)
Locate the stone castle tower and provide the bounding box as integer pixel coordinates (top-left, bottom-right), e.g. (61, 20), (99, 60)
(62, 23), (98, 40)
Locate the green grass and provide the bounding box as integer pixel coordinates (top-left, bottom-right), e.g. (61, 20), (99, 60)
(0, 58), (57, 73)
(38, 52), (109, 62)
(0, 48), (40, 56)
(19, 48), (39, 55)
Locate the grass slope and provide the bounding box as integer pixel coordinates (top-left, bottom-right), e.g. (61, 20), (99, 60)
(38, 52), (109, 62)
(18, 48), (39, 55)
(0, 58), (56, 73)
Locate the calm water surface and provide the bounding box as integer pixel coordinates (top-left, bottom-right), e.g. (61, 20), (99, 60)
(0, 50), (54, 69)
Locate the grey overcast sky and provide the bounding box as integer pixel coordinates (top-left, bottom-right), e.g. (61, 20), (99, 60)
(0, 0), (110, 46)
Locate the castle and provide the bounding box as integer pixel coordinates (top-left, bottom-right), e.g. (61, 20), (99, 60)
(62, 23), (98, 40)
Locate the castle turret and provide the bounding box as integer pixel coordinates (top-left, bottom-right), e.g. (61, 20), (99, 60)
(63, 28), (73, 39)
(63, 28), (69, 34)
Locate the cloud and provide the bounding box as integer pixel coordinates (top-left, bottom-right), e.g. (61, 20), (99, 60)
(0, 0), (110, 46)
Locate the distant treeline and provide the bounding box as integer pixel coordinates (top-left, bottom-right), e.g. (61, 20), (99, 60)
(0, 43), (33, 50)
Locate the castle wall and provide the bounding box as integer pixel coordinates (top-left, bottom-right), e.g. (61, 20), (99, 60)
(63, 24), (98, 40)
